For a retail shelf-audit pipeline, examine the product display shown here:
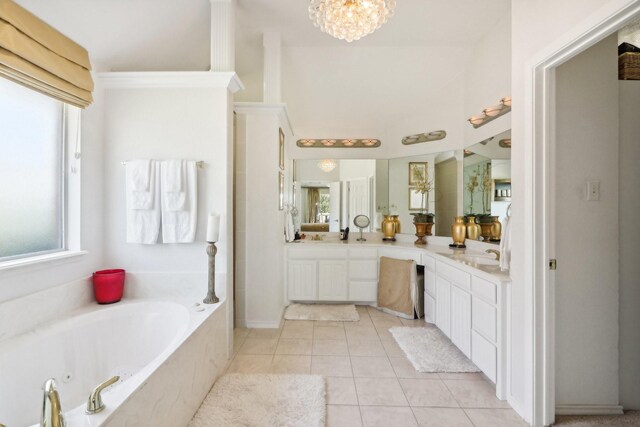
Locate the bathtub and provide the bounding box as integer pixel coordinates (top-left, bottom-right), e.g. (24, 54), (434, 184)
(0, 297), (229, 427)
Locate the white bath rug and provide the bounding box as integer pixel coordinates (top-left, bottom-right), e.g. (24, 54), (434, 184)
(389, 326), (481, 373)
(284, 303), (359, 322)
(189, 374), (325, 427)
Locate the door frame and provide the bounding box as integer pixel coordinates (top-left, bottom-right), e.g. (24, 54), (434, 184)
(526, 2), (640, 425)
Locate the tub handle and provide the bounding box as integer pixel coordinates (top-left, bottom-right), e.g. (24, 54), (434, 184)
(41, 378), (66, 427)
(86, 375), (120, 414)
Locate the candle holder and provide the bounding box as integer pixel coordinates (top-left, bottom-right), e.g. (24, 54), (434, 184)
(203, 241), (219, 304)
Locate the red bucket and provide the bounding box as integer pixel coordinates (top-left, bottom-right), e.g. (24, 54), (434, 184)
(92, 269), (125, 304)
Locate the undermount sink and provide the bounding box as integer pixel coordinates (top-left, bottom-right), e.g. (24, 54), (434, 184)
(461, 255), (500, 266)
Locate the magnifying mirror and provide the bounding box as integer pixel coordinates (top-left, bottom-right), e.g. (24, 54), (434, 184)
(353, 215), (370, 242)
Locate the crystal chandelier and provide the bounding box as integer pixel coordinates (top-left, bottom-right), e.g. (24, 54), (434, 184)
(318, 159), (337, 172)
(309, 0), (397, 42)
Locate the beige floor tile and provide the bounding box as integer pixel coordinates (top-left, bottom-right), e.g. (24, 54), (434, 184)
(400, 318), (427, 327)
(389, 357), (440, 379)
(281, 322), (314, 339)
(315, 320), (346, 328)
(382, 340), (405, 358)
(356, 305), (371, 315)
(275, 338), (313, 355)
(399, 378), (459, 407)
(346, 325), (381, 341)
(360, 406), (418, 427)
(313, 339), (349, 356)
(327, 405), (363, 427)
(438, 372), (486, 381)
(226, 354), (273, 374)
(284, 319), (315, 327)
(371, 316), (403, 328)
(348, 339), (387, 357)
(444, 380), (511, 409)
(348, 317), (374, 327)
(464, 408), (528, 426)
(412, 408), (473, 427)
(237, 338), (278, 355)
(315, 326), (347, 340)
(355, 378), (408, 406)
(375, 326), (396, 341)
(247, 328), (281, 339)
(232, 336), (246, 356)
(269, 355), (311, 374)
(233, 328), (250, 340)
(351, 356), (396, 378)
(311, 355), (353, 377)
(326, 377), (359, 405)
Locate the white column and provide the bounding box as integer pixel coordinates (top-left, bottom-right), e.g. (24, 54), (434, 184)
(210, 0), (235, 71)
(263, 31), (282, 103)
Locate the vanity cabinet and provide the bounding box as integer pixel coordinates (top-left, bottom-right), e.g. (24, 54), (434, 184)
(287, 260), (317, 300)
(318, 260), (348, 300)
(423, 253), (436, 324)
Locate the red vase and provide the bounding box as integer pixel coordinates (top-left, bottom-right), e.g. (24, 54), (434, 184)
(92, 269), (125, 304)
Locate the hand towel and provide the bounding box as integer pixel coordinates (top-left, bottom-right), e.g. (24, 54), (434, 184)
(285, 209), (295, 242)
(126, 160), (161, 244)
(499, 215), (511, 271)
(161, 160), (197, 243)
(126, 159), (153, 209)
(161, 159), (186, 211)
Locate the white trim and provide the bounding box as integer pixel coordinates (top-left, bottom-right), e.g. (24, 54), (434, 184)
(0, 250), (87, 272)
(245, 320), (282, 329)
(233, 102), (295, 136)
(97, 71), (245, 93)
(555, 405), (624, 416)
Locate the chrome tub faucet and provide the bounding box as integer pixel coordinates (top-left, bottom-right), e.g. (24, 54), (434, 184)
(485, 249), (501, 261)
(86, 375), (120, 414)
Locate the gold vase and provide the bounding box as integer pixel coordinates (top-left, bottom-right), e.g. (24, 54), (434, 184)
(466, 216), (480, 240)
(414, 222), (427, 245)
(451, 216), (466, 246)
(391, 215), (401, 234)
(490, 216), (502, 242)
(382, 215), (397, 241)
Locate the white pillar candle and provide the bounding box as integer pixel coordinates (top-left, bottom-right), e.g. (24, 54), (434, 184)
(206, 213), (220, 242)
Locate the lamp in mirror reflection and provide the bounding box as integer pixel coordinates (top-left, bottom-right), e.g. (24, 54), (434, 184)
(467, 96), (512, 128)
(499, 138), (512, 148)
(401, 130), (447, 145)
(317, 159), (337, 173)
(296, 138), (381, 148)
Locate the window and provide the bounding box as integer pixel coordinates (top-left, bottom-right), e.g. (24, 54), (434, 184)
(0, 78), (65, 261)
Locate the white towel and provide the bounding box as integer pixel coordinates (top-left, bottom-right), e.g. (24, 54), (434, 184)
(499, 215), (511, 271)
(126, 159), (153, 209)
(161, 160), (197, 243)
(126, 160), (161, 244)
(285, 209), (295, 242)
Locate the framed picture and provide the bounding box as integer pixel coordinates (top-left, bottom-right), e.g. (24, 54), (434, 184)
(279, 127), (285, 170)
(408, 162), (428, 185)
(408, 188), (425, 211)
(278, 171), (285, 211)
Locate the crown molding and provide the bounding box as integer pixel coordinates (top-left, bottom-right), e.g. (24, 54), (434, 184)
(233, 102), (294, 136)
(97, 71), (244, 93)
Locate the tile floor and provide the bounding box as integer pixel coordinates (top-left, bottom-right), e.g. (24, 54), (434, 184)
(229, 306), (528, 427)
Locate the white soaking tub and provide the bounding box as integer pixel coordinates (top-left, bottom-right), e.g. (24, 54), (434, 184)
(0, 298), (228, 427)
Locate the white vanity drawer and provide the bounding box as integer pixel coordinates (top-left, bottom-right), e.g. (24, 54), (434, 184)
(471, 276), (497, 305)
(349, 247), (378, 259)
(349, 260), (378, 280)
(349, 280), (377, 302)
(472, 296), (497, 343)
(424, 270), (436, 297)
(472, 330), (497, 383)
(378, 248), (421, 264)
(421, 254), (435, 271)
(424, 292), (436, 324)
(288, 247), (348, 260)
(436, 261), (471, 291)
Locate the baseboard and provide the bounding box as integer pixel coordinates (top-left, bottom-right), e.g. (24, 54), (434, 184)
(246, 320), (281, 328)
(555, 404), (624, 416)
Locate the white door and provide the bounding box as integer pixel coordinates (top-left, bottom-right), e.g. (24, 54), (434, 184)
(329, 182), (341, 232)
(348, 178), (370, 230)
(318, 260), (348, 300)
(435, 275), (451, 337)
(287, 261), (317, 300)
(450, 285), (472, 358)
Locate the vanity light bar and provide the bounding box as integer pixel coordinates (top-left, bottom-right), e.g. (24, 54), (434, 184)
(467, 97), (512, 129)
(296, 138), (381, 148)
(401, 130), (447, 145)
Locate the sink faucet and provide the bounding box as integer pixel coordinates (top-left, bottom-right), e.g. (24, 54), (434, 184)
(485, 249), (500, 261)
(86, 375), (120, 414)
(41, 378), (65, 427)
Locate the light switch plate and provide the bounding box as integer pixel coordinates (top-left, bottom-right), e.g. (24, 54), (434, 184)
(586, 180), (600, 201)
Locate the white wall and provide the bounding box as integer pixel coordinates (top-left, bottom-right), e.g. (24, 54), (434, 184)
(618, 80), (640, 410)
(295, 158), (340, 182)
(555, 35), (620, 407)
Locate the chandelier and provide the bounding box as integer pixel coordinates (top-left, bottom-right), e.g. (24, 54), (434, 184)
(309, 0), (397, 42)
(317, 159), (337, 173)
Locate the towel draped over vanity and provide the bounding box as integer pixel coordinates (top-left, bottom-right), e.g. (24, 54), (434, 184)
(377, 256), (424, 319)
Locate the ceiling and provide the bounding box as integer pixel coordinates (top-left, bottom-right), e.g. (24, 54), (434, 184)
(16, 0), (510, 71)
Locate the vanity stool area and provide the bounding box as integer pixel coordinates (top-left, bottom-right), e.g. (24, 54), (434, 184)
(285, 238), (510, 400)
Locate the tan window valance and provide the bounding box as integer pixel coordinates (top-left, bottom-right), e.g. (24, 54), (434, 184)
(0, 0), (93, 108)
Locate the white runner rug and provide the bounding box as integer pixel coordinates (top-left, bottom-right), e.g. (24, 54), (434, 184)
(390, 326), (481, 373)
(284, 303), (359, 322)
(189, 374), (325, 427)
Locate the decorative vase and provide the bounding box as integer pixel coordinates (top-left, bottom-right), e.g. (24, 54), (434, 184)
(391, 215), (401, 234)
(490, 216), (502, 242)
(450, 216), (466, 248)
(382, 215), (397, 241)
(424, 222), (434, 236)
(466, 216), (480, 240)
(414, 222), (427, 245)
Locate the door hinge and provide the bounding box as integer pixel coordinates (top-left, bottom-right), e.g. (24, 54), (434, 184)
(549, 259), (557, 270)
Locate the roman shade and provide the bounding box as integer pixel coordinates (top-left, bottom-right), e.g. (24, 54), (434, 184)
(0, 0), (93, 108)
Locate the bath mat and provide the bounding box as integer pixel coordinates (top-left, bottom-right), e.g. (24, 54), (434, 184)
(389, 326), (480, 373)
(189, 374), (325, 427)
(284, 303), (359, 322)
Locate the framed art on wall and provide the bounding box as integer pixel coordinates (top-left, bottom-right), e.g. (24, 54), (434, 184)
(408, 162), (428, 185)
(408, 188), (425, 211)
(279, 127), (285, 170)
(278, 171), (285, 210)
